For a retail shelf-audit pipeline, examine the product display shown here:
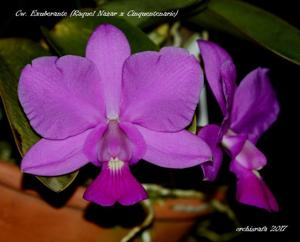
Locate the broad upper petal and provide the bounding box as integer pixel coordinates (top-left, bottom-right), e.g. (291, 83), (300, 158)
(230, 68), (280, 143)
(86, 24), (131, 118)
(137, 125), (212, 168)
(18, 55), (105, 139)
(198, 40), (236, 116)
(21, 129), (93, 176)
(121, 47), (202, 132)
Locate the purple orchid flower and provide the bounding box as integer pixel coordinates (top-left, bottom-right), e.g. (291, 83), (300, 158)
(18, 24), (212, 206)
(197, 40), (280, 212)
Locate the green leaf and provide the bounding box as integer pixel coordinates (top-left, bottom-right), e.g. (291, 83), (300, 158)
(99, 0), (203, 28)
(188, 0), (300, 66)
(43, 16), (158, 56)
(187, 114), (197, 134)
(36, 172), (79, 193)
(0, 39), (47, 153)
(0, 39), (78, 192)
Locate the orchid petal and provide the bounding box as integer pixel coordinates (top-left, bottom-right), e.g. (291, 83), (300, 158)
(119, 122), (146, 164)
(221, 130), (247, 157)
(121, 47), (202, 132)
(136, 125), (212, 168)
(18, 56), (105, 139)
(21, 129), (93, 176)
(230, 161), (279, 212)
(198, 40), (236, 116)
(84, 122), (146, 165)
(83, 124), (108, 165)
(230, 68), (280, 143)
(222, 131), (266, 170)
(83, 161), (147, 206)
(235, 140), (267, 170)
(86, 24), (131, 118)
(198, 125), (223, 181)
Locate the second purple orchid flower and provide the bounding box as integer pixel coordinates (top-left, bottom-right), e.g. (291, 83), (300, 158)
(197, 41), (279, 212)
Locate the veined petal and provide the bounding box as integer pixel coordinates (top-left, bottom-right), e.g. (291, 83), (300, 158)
(18, 55), (105, 139)
(83, 160), (147, 206)
(137, 125), (212, 168)
(121, 47), (202, 132)
(21, 129), (93, 176)
(86, 24), (131, 118)
(230, 161), (279, 212)
(97, 121), (133, 162)
(230, 68), (280, 143)
(119, 122), (146, 164)
(198, 40), (236, 117)
(83, 124), (108, 165)
(198, 125), (223, 181)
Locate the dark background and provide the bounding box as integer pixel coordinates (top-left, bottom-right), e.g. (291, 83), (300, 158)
(0, 0), (297, 241)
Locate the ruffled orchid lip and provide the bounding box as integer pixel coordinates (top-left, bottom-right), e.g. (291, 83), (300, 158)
(83, 158), (148, 206)
(230, 160), (279, 212)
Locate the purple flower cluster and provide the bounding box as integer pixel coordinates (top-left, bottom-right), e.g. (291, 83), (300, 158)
(18, 24), (279, 211)
(197, 41), (279, 211)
